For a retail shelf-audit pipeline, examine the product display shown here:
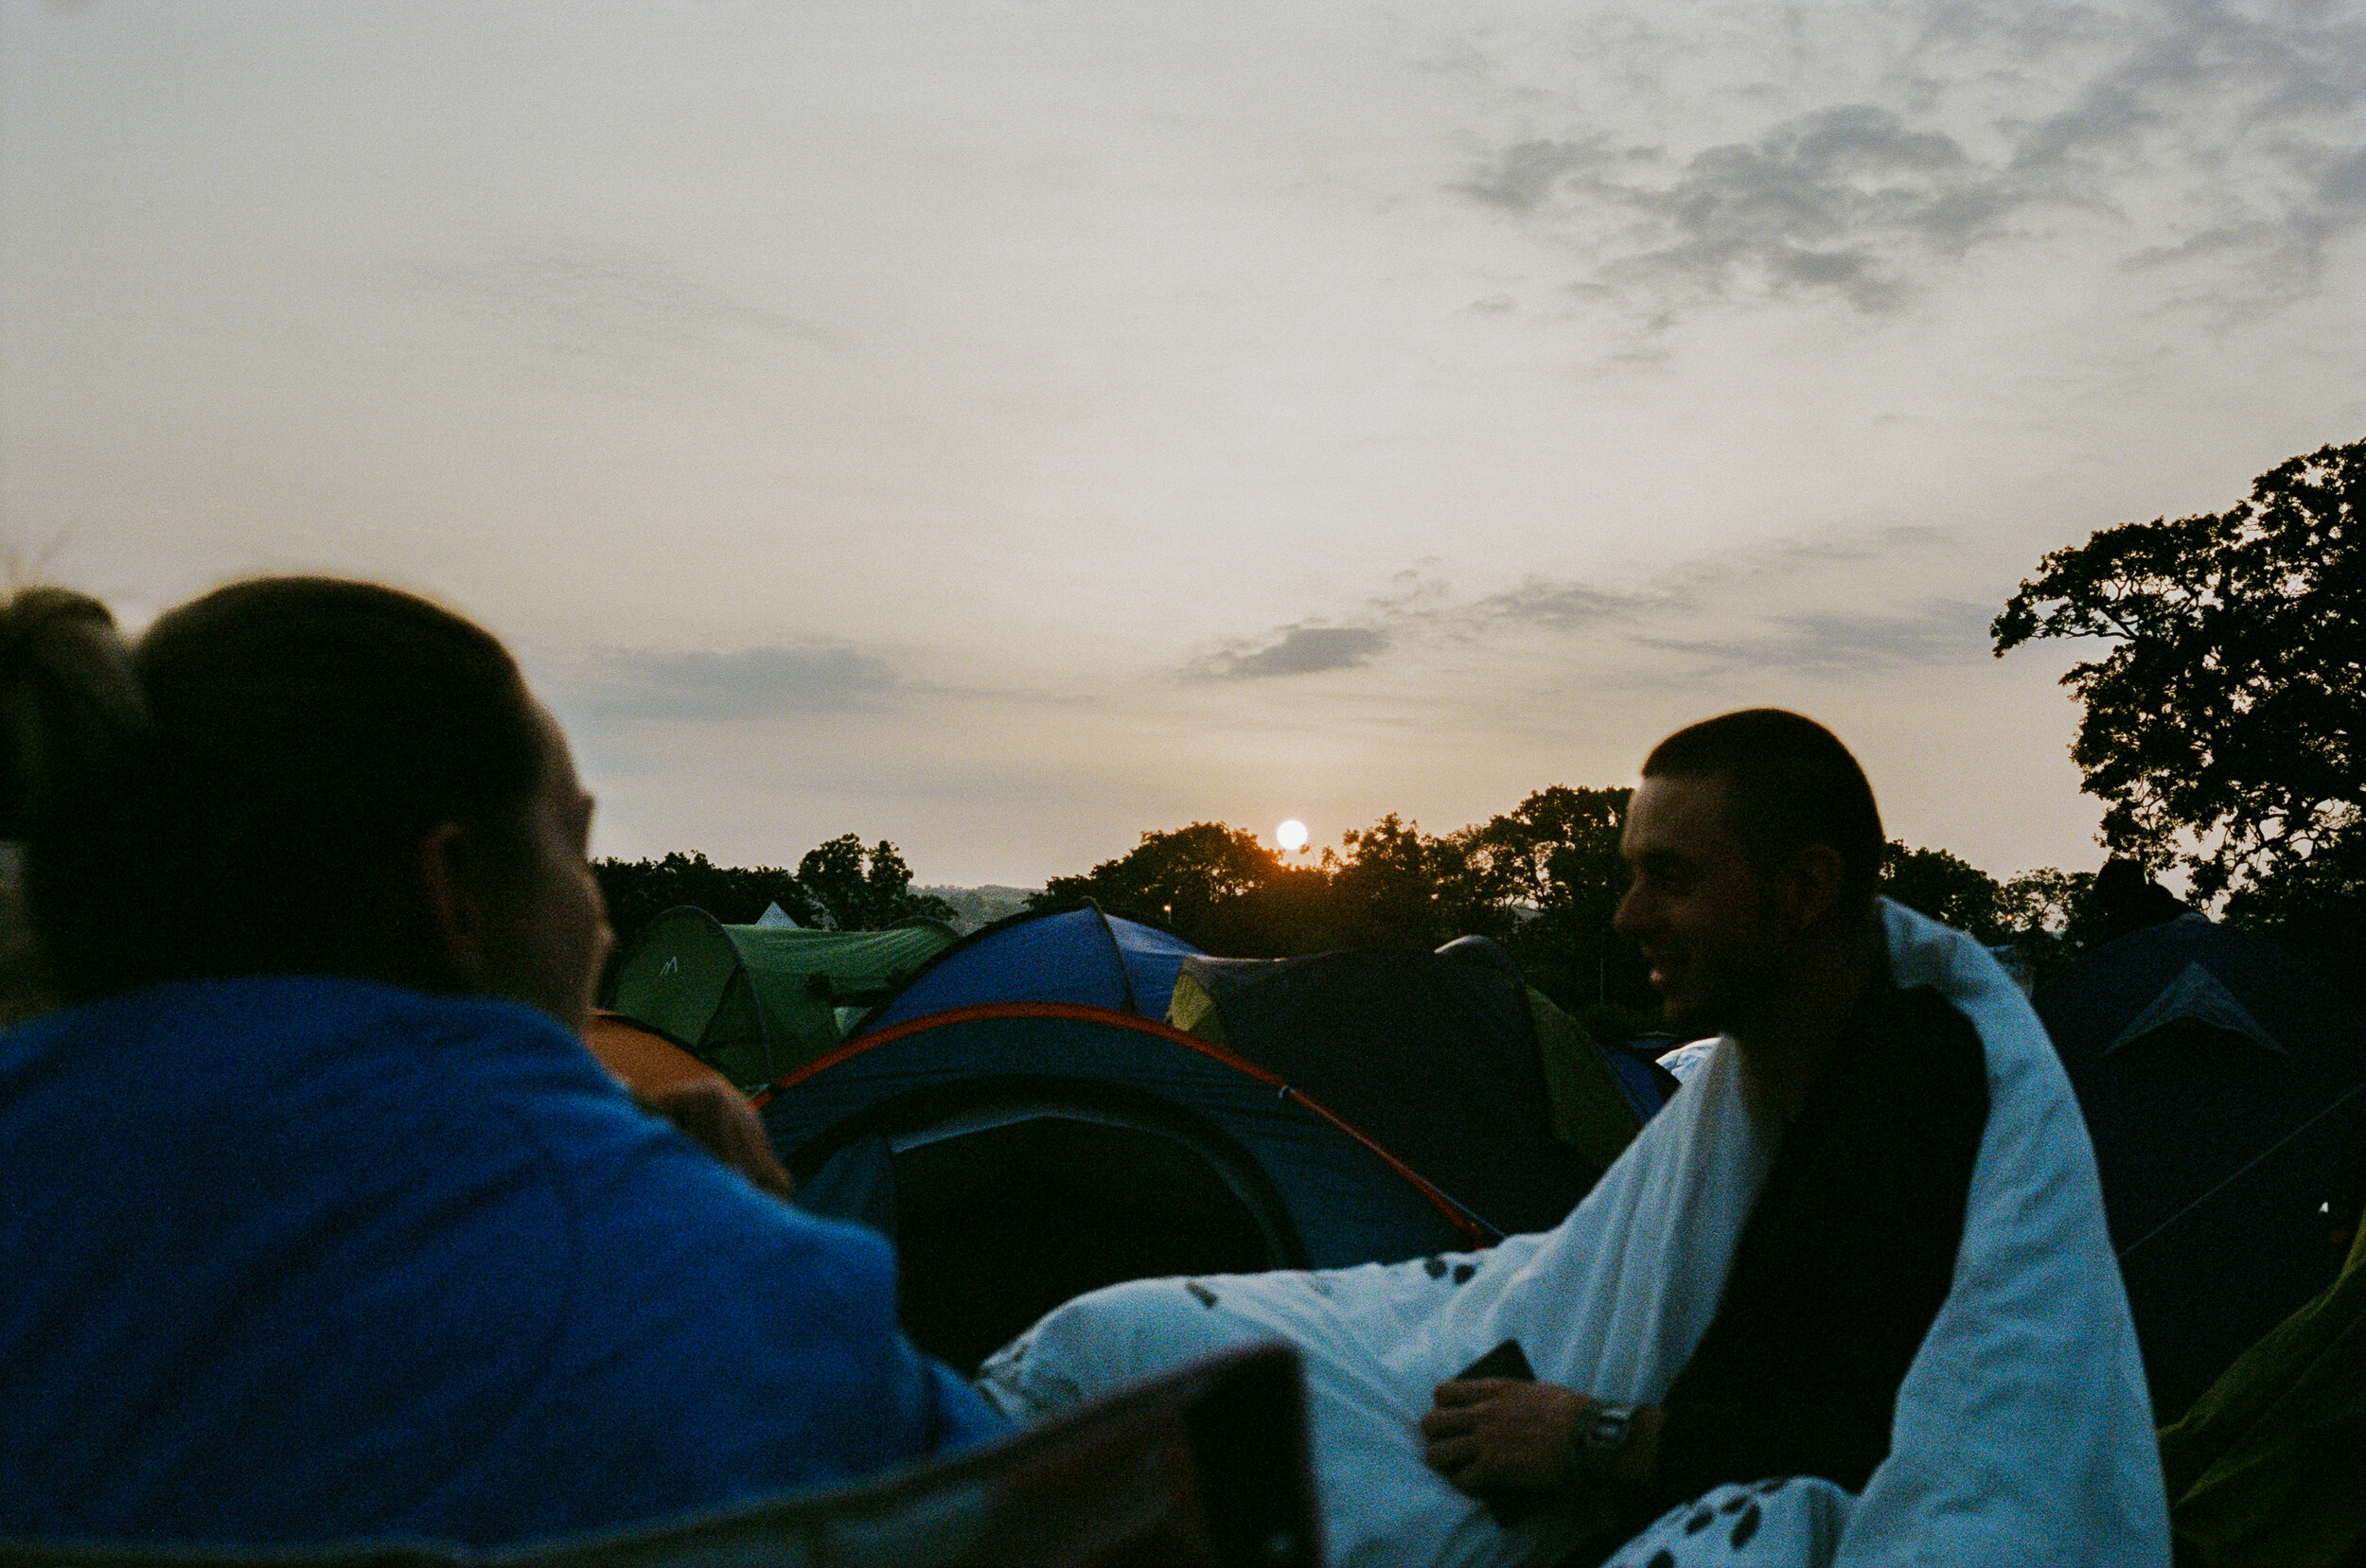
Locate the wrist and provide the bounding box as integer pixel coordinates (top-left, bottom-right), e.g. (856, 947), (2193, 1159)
(1564, 1401), (1634, 1487)
(1614, 1405), (1664, 1489)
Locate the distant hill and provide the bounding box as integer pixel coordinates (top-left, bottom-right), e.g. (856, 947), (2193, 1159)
(915, 885), (1039, 933)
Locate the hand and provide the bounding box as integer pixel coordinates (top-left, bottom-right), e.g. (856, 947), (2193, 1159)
(636, 1080), (797, 1202)
(1420, 1379), (1589, 1496)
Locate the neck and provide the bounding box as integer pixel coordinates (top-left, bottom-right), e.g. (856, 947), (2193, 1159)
(1731, 909), (1881, 1123)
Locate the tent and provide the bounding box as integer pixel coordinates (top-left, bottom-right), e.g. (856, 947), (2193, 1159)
(857, 904), (1202, 1034)
(2034, 914), (2366, 1418)
(605, 907), (959, 1090)
(1166, 938), (1653, 1239)
(580, 1010), (736, 1099)
(757, 1004), (1490, 1372)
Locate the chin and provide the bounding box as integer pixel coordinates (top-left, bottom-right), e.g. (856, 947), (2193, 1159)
(1657, 995), (1725, 1039)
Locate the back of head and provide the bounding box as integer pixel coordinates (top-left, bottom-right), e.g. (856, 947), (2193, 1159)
(0, 577), (544, 1000)
(0, 589), (146, 1011)
(1641, 708), (1884, 910)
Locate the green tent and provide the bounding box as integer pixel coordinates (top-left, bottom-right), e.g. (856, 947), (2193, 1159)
(606, 907), (960, 1090)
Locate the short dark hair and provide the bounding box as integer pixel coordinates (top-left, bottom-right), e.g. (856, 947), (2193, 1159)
(3, 577), (545, 998)
(1641, 709), (1884, 908)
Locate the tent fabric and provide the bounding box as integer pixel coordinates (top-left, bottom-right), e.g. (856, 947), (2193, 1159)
(580, 1011), (735, 1099)
(2157, 1225), (2366, 1568)
(1527, 991), (1656, 1174)
(858, 906), (1201, 1033)
(1595, 1045), (1674, 1125)
(1166, 946), (1633, 1238)
(756, 1002), (1488, 1372)
(977, 901), (2168, 1568)
(2106, 960), (2284, 1056)
(605, 907), (958, 1089)
(2034, 915), (2366, 1418)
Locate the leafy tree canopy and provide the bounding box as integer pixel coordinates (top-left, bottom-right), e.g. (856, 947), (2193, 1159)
(794, 834), (956, 933)
(1993, 437), (2366, 904)
(1880, 841), (2005, 943)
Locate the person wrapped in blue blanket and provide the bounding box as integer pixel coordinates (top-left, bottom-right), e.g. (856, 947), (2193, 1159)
(0, 579), (1002, 1548)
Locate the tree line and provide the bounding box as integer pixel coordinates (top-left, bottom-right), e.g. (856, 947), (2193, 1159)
(596, 799), (2098, 1046)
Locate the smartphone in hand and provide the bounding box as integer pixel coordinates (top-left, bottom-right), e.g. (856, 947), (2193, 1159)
(1448, 1340), (1542, 1525)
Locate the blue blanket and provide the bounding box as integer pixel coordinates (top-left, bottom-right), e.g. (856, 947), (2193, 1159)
(0, 976), (1000, 1547)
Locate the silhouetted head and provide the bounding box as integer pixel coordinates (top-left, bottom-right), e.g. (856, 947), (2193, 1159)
(1614, 710), (1883, 1036)
(0, 577), (611, 1028)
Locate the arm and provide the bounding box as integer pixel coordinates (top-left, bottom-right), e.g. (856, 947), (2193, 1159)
(1419, 1380), (1667, 1495)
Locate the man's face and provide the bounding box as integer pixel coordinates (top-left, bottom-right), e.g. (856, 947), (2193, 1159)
(475, 701), (614, 1033)
(1614, 774), (1788, 1039)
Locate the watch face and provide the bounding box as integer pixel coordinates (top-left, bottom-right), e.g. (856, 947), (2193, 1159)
(1584, 1404), (1633, 1452)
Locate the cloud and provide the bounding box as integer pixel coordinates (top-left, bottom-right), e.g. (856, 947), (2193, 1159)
(1450, 136), (1625, 212)
(1452, 0), (2366, 315)
(1187, 625), (1391, 680)
(1178, 526), (1951, 682)
(1461, 105), (2028, 313)
(1469, 576), (1647, 631)
(575, 644), (899, 721)
(1643, 599), (1998, 678)
(404, 241), (827, 380)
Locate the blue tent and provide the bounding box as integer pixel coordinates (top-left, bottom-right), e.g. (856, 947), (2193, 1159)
(2035, 915), (2366, 1418)
(858, 904), (1201, 1032)
(758, 1003), (1485, 1372)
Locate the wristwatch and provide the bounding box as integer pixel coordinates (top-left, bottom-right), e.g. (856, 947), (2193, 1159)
(1568, 1401), (1636, 1482)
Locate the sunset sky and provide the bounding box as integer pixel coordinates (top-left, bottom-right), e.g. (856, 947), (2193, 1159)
(6, 0), (2362, 887)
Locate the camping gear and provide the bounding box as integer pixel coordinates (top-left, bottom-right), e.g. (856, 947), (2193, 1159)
(979, 901), (2168, 1568)
(757, 1003), (1491, 1372)
(1166, 938), (1650, 1238)
(857, 904), (1201, 1033)
(0, 1344), (1319, 1568)
(2035, 914), (2366, 1417)
(580, 1010), (735, 1099)
(2158, 1224), (2366, 1568)
(605, 908), (958, 1089)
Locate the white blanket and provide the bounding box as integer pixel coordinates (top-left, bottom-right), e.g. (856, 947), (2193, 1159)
(976, 902), (2169, 1566)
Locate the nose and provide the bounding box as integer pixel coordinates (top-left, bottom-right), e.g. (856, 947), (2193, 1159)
(1612, 879), (1648, 939)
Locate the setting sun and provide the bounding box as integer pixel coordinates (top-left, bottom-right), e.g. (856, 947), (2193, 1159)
(1276, 819), (1308, 853)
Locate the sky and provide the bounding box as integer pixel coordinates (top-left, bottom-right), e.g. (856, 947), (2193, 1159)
(5, 0), (2363, 887)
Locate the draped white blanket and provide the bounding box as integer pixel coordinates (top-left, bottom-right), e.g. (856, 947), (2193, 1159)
(976, 902), (2170, 1566)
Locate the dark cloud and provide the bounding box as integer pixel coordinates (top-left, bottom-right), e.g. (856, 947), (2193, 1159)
(1182, 528), (1949, 682)
(1487, 105), (2028, 313)
(1642, 599), (1997, 677)
(1456, 0), (2366, 314)
(578, 644), (898, 721)
(1188, 625), (1391, 680)
(1450, 136), (1624, 212)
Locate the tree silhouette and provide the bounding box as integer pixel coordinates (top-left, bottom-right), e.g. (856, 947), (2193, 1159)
(1994, 437), (2366, 905)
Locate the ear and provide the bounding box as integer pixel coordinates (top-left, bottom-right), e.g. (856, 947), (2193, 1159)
(1784, 842), (1848, 929)
(410, 819), (499, 989)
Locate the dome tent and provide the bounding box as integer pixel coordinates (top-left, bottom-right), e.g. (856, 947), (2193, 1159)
(856, 902), (1201, 1033)
(1166, 937), (1657, 1239)
(759, 1003), (1491, 1373)
(2035, 914), (2366, 1417)
(604, 907), (958, 1090)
